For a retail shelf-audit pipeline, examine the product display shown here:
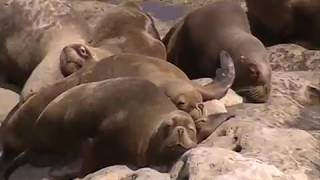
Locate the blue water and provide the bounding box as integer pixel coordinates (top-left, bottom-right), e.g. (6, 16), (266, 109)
(108, 0), (185, 21)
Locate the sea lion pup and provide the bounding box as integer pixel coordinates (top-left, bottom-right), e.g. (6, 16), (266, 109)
(246, 0), (320, 48)
(163, 0), (272, 103)
(0, 0), (92, 88)
(2, 77), (198, 179)
(20, 1), (165, 98)
(88, 1), (167, 60)
(195, 113), (235, 142)
(21, 42), (112, 100)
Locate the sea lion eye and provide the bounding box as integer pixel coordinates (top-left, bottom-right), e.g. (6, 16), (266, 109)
(78, 46), (89, 57)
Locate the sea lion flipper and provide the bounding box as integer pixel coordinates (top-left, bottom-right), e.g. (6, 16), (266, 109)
(195, 50), (235, 101)
(0, 150), (31, 180)
(196, 112), (235, 142)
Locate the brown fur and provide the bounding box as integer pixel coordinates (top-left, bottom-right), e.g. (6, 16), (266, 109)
(163, 0), (272, 103)
(2, 78), (197, 179)
(88, 1), (167, 59)
(246, 0), (320, 49)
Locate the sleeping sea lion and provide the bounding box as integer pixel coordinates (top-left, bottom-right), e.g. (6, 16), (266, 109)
(33, 52), (235, 119)
(163, 0), (272, 103)
(1, 77), (197, 179)
(246, 0), (320, 49)
(88, 1), (167, 59)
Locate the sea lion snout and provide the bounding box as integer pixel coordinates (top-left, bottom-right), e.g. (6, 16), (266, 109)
(60, 44), (94, 77)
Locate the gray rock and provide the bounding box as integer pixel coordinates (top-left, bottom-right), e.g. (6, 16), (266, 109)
(228, 71), (320, 130)
(199, 119), (320, 180)
(170, 147), (286, 180)
(268, 44), (320, 72)
(80, 165), (170, 180)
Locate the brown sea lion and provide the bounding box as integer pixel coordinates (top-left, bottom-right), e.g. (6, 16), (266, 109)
(246, 0), (320, 49)
(163, 0), (272, 103)
(195, 113), (235, 142)
(1, 77), (197, 179)
(88, 1), (167, 59)
(0, 0), (91, 88)
(44, 52), (234, 119)
(0, 53), (233, 162)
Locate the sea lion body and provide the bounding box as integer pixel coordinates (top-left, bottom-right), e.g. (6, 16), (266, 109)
(1, 53), (234, 155)
(89, 1), (166, 59)
(246, 0), (320, 48)
(163, 0), (271, 103)
(3, 78), (198, 178)
(43, 52), (234, 118)
(0, 0), (91, 88)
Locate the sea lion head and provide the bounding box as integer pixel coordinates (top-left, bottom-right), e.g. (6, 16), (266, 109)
(164, 80), (205, 120)
(232, 40), (272, 103)
(60, 44), (95, 77)
(153, 110), (197, 163)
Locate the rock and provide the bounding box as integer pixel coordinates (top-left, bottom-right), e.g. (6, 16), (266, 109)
(193, 78), (243, 112)
(204, 100), (227, 115)
(220, 89), (243, 106)
(228, 71), (320, 130)
(0, 88), (19, 124)
(268, 44), (320, 72)
(199, 119), (320, 180)
(80, 165), (170, 180)
(170, 147), (285, 180)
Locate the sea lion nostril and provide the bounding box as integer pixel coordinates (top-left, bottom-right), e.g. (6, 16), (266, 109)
(177, 127), (184, 136)
(196, 103), (204, 110)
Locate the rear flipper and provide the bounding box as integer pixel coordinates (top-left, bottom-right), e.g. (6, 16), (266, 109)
(195, 50), (235, 101)
(0, 150), (31, 180)
(195, 112), (235, 143)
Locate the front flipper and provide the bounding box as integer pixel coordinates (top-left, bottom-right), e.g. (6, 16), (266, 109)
(195, 112), (235, 143)
(195, 50), (235, 101)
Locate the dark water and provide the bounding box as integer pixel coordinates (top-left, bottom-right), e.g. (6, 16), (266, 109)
(141, 1), (185, 21)
(108, 0), (185, 21)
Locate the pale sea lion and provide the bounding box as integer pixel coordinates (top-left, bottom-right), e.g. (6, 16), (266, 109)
(246, 0), (320, 49)
(163, 0), (272, 103)
(21, 42), (112, 100)
(2, 77), (197, 179)
(0, 0), (90, 87)
(20, 1), (165, 99)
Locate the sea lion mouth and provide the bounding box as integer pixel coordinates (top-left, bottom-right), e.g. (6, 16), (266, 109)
(166, 144), (189, 154)
(236, 85), (269, 103)
(189, 104), (206, 120)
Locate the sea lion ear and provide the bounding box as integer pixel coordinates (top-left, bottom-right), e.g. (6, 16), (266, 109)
(239, 55), (247, 63)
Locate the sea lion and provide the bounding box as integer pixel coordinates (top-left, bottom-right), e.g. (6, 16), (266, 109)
(88, 1), (167, 59)
(1, 77), (197, 179)
(246, 0), (320, 49)
(36, 52), (235, 119)
(195, 113), (235, 142)
(0, 0), (91, 88)
(20, 1), (165, 99)
(21, 42), (112, 100)
(163, 0), (272, 103)
(0, 52), (233, 160)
